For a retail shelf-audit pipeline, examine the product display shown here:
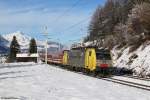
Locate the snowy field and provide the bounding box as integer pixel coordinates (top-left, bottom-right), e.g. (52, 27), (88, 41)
(0, 63), (149, 100)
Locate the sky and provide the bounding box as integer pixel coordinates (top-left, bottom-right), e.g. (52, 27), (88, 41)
(0, 0), (106, 45)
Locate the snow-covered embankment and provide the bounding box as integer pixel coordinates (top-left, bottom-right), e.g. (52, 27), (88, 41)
(112, 41), (150, 77)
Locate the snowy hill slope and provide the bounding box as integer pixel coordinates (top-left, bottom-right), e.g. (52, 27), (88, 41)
(2, 31), (64, 53)
(2, 31), (31, 50)
(0, 35), (9, 53)
(0, 35), (9, 46)
(0, 45), (9, 54)
(112, 41), (150, 77)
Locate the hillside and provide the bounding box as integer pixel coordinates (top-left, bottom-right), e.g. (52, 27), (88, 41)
(83, 0), (150, 77)
(112, 41), (150, 77)
(2, 31), (31, 50)
(0, 35), (9, 53)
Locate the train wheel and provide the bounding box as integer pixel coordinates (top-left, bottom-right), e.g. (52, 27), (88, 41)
(85, 69), (90, 75)
(68, 66), (72, 71)
(82, 68), (84, 73)
(91, 70), (97, 77)
(72, 67), (76, 71)
(79, 67), (83, 72)
(82, 68), (86, 74)
(75, 67), (79, 72)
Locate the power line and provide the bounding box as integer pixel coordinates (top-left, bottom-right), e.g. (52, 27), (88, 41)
(47, 15), (91, 37)
(56, 15), (91, 35)
(50, 0), (95, 35)
(52, 0), (81, 24)
(63, 16), (91, 32)
(48, 0), (94, 40)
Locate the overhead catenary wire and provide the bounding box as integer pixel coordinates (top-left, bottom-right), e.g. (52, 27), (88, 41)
(56, 15), (92, 35)
(63, 16), (91, 32)
(49, 0), (94, 35)
(47, 16), (91, 37)
(51, 0), (81, 24)
(48, 0), (95, 44)
(52, 16), (92, 45)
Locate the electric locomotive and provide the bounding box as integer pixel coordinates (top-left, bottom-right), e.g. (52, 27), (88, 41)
(40, 46), (133, 76)
(62, 47), (112, 75)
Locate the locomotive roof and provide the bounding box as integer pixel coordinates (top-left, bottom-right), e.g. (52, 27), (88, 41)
(71, 46), (110, 52)
(96, 49), (110, 53)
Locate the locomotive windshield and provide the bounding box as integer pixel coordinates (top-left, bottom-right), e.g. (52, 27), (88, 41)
(96, 52), (111, 60)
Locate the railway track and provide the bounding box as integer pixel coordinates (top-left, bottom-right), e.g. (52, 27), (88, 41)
(52, 64), (150, 91)
(86, 73), (150, 91)
(100, 77), (150, 91)
(121, 75), (150, 81)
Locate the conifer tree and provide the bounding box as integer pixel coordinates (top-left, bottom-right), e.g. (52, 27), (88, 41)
(9, 36), (20, 62)
(29, 38), (37, 54)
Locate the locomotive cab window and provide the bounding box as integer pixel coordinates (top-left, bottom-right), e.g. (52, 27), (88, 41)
(96, 52), (111, 60)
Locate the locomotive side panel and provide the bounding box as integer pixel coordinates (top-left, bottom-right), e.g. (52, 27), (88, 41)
(62, 50), (69, 65)
(85, 48), (96, 71)
(68, 50), (85, 68)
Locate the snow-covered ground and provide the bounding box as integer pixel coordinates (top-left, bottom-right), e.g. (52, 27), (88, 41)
(112, 41), (150, 77)
(0, 63), (149, 100)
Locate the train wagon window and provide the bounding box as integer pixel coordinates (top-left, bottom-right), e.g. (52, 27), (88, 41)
(96, 53), (111, 60)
